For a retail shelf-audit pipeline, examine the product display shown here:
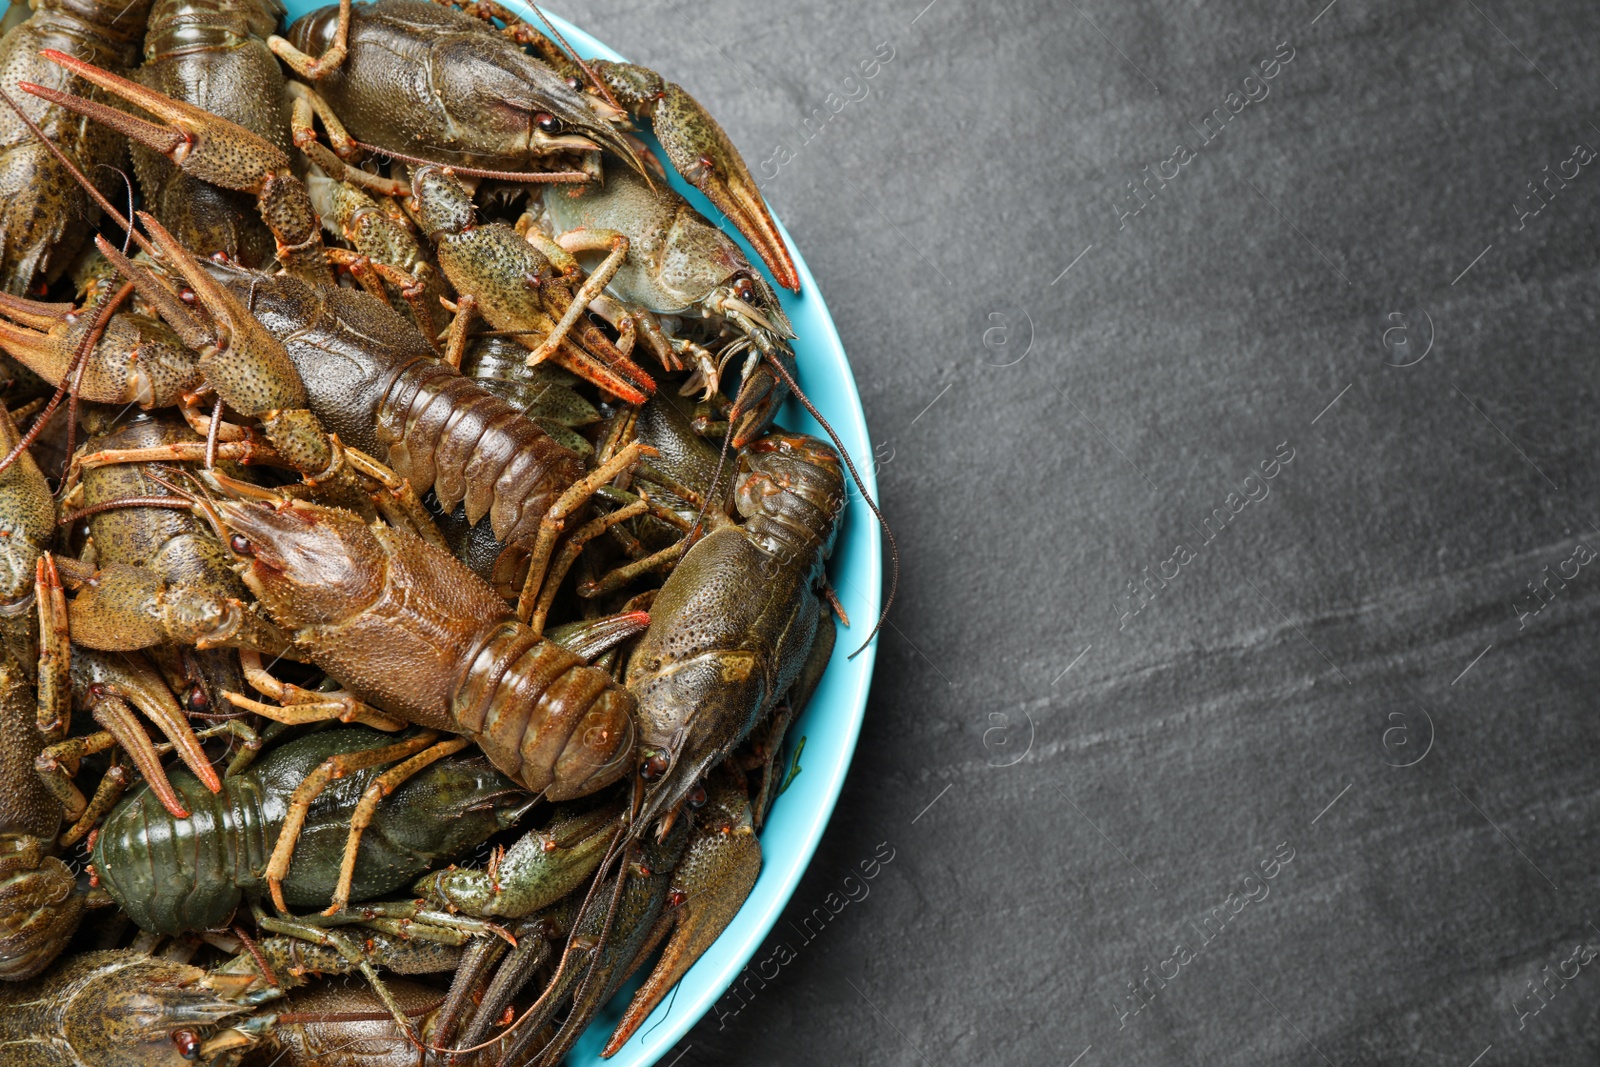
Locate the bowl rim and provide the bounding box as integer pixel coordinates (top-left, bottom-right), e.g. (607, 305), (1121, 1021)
(537, 11), (883, 1062)
(270, 3), (883, 1060)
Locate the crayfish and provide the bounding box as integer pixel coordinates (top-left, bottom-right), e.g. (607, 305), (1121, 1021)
(0, 1), (899, 1063)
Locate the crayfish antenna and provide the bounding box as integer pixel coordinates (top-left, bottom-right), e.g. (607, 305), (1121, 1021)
(527, 2), (622, 112)
(676, 415), (735, 570)
(758, 351), (898, 659)
(348, 140), (589, 183)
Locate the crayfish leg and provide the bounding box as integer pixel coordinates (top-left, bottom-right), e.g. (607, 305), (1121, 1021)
(75, 440), (286, 471)
(226, 649), (406, 732)
(577, 541), (680, 600)
(33, 555), (68, 741)
(340, 446), (451, 553)
(267, 0), (353, 81)
(56, 763), (128, 849)
(321, 734), (471, 915)
(251, 905), (421, 1048)
(33, 728), (118, 824)
(442, 292), (478, 370)
(262, 730), (441, 915)
(285, 81), (364, 163)
(516, 439), (649, 628)
(526, 233), (628, 366)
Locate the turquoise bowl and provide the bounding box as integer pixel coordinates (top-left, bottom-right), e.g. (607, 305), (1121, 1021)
(272, 3), (883, 1062)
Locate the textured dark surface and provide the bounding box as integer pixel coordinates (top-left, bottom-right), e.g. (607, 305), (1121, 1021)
(546, 1), (1600, 1063)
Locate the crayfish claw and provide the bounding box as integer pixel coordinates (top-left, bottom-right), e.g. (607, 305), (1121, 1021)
(29, 51), (292, 196)
(653, 80), (799, 293)
(727, 348), (794, 448)
(603, 770), (761, 1056)
(580, 57), (797, 291)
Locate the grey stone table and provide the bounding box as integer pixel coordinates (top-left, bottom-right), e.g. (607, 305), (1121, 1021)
(546, 1), (1600, 1063)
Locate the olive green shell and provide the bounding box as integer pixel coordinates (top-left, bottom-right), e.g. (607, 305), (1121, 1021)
(93, 728), (531, 934)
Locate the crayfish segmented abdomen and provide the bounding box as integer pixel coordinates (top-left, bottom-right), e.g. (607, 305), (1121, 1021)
(218, 493), (635, 801)
(215, 265), (586, 556)
(91, 727), (531, 934)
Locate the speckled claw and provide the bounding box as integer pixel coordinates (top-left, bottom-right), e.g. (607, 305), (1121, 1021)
(602, 770), (761, 1057)
(25, 51), (291, 196)
(0, 290), (200, 409)
(415, 800), (620, 919)
(26, 50), (330, 284)
(592, 60), (799, 293)
(75, 648), (222, 798)
(93, 220), (340, 480)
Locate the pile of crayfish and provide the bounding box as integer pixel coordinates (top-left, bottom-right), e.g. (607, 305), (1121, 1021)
(0, 0), (895, 1061)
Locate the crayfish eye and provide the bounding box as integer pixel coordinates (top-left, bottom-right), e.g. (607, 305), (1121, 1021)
(734, 276), (756, 302)
(687, 784), (707, 808)
(229, 534), (254, 556)
(640, 751), (669, 780)
(171, 1029), (200, 1059)
(534, 111), (560, 133)
(184, 685), (209, 713)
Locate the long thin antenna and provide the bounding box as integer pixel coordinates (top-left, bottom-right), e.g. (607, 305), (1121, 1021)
(678, 416), (733, 565)
(58, 496), (191, 526)
(349, 141), (588, 183)
(761, 351), (898, 659)
(528, 1), (622, 112)
(94, 163), (136, 255)
(62, 268), (132, 466)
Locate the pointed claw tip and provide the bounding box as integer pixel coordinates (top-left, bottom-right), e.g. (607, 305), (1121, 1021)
(162, 801), (191, 819)
(747, 235), (799, 293)
(35, 49), (73, 66)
